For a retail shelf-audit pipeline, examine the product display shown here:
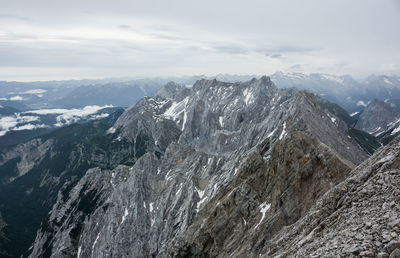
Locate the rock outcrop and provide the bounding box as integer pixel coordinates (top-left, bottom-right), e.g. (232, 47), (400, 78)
(264, 134), (400, 257)
(167, 132), (400, 257)
(167, 131), (355, 257)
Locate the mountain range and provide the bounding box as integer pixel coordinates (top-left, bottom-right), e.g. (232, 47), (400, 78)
(0, 76), (399, 257)
(270, 72), (400, 113)
(2, 73), (400, 113)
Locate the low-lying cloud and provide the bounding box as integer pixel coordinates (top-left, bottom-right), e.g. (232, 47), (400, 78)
(0, 114), (40, 136)
(19, 89), (47, 95)
(9, 95), (25, 101)
(0, 105), (112, 136)
(24, 105), (113, 127)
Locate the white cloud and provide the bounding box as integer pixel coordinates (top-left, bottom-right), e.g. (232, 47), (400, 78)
(19, 89), (47, 94)
(357, 100), (367, 107)
(13, 123), (48, 131)
(25, 105), (112, 115)
(24, 105), (113, 127)
(0, 105), (113, 136)
(9, 95), (25, 101)
(0, 114), (40, 136)
(91, 113), (110, 119)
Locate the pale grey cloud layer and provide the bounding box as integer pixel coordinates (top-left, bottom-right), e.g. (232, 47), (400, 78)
(0, 0), (399, 81)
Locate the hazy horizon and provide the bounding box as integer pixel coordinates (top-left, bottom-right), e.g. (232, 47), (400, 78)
(1, 72), (399, 84)
(1, 0), (399, 81)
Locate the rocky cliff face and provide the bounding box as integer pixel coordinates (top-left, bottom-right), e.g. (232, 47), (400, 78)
(167, 131), (354, 257)
(169, 132), (400, 257)
(30, 76), (371, 257)
(355, 99), (400, 137)
(263, 134), (400, 257)
(0, 111), (151, 258)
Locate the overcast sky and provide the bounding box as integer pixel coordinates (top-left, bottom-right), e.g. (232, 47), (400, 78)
(0, 0), (399, 81)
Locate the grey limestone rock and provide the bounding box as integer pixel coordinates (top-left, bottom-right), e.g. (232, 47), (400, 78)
(390, 248), (400, 258)
(355, 99), (400, 137)
(30, 76), (371, 257)
(386, 241), (400, 254)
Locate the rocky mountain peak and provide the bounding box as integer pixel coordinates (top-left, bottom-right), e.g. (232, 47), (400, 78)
(355, 98), (400, 136)
(154, 81), (186, 100)
(29, 77), (372, 258)
(191, 75), (276, 95)
(111, 76), (366, 163)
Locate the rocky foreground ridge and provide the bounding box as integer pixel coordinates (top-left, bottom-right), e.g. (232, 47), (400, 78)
(168, 131), (400, 257)
(28, 76), (399, 257)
